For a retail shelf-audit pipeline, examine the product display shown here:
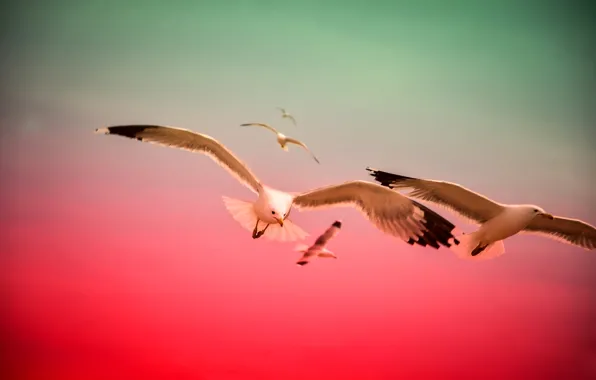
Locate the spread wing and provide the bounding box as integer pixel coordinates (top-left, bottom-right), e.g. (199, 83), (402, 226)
(240, 122), (279, 135)
(523, 216), (596, 250)
(285, 137), (320, 164)
(313, 221), (341, 247)
(95, 125), (262, 194)
(286, 114), (297, 125)
(366, 168), (504, 225)
(293, 180), (459, 249)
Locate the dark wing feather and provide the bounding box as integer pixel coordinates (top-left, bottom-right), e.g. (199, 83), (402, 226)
(293, 181), (459, 249)
(366, 168), (504, 224)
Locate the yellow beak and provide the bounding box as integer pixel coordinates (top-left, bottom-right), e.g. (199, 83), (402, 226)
(540, 213), (554, 220)
(276, 217), (284, 227)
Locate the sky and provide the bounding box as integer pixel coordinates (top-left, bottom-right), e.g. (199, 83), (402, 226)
(1, 1), (595, 379)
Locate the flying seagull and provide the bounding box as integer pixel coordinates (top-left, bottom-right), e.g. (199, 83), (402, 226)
(276, 107), (297, 126)
(240, 122), (319, 164)
(295, 220), (342, 266)
(94, 125), (460, 250)
(367, 167), (596, 260)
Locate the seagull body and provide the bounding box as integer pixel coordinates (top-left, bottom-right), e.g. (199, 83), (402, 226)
(276, 107), (296, 126)
(240, 122), (320, 164)
(367, 167), (596, 260)
(295, 220), (342, 266)
(95, 125), (460, 250)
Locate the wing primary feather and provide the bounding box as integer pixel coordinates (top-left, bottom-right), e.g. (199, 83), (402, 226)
(98, 124), (263, 194)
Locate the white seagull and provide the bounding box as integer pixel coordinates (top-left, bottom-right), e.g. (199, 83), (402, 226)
(367, 167), (596, 260)
(295, 220), (342, 266)
(276, 107), (297, 126)
(94, 125), (460, 249)
(240, 122), (320, 164)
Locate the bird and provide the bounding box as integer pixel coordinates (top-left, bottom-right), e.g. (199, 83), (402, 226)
(240, 122), (320, 164)
(94, 125), (460, 250)
(295, 220), (342, 266)
(366, 167), (596, 260)
(276, 107), (296, 126)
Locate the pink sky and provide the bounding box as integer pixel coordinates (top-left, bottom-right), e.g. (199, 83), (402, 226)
(1, 125), (595, 379)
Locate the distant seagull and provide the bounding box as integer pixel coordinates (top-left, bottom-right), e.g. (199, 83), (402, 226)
(240, 122), (320, 164)
(276, 107), (297, 126)
(94, 125), (460, 250)
(367, 167), (596, 260)
(295, 220), (342, 266)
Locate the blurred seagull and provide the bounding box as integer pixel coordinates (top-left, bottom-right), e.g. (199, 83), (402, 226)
(367, 167), (596, 260)
(295, 220), (342, 266)
(94, 125), (461, 250)
(276, 107), (296, 126)
(240, 122), (320, 164)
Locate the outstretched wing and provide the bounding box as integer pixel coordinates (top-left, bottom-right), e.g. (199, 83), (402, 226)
(366, 168), (504, 225)
(293, 180), (459, 249)
(285, 137), (320, 164)
(240, 122), (279, 135)
(286, 114), (297, 126)
(523, 216), (596, 250)
(313, 221), (342, 247)
(95, 125), (263, 194)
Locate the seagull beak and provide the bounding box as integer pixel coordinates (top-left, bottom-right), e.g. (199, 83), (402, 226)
(540, 212), (554, 220)
(275, 217), (284, 227)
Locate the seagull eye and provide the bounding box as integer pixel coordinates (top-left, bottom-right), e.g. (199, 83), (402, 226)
(271, 211), (276, 215)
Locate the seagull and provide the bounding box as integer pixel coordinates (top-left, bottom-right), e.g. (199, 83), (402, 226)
(240, 122), (320, 164)
(367, 167), (596, 260)
(295, 220), (342, 266)
(276, 107), (296, 126)
(95, 125), (460, 250)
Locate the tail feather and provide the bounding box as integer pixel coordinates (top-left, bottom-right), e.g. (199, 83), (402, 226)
(450, 232), (506, 261)
(263, 219), (309, 242)
(318, 249), (336, 259)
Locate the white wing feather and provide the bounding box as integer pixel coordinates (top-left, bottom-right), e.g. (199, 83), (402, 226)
(292, 180), (429, 243)
(97, 125), (262, 194)
(523, 216), (596, 250)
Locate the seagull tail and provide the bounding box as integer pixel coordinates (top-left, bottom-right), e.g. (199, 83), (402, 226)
(222, 196), (259, 233)
(263, 218), (309, 242)
(317, 248), (337, 259)
(450, 232), (506, 261)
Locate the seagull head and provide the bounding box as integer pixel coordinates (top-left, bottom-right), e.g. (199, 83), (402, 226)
(261, 188), (293, 227)
(526, 205), (554, 220)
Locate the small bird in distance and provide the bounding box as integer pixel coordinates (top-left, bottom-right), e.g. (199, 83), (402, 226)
(240, 122), (320, 164)
(276, 107), (296, 126)
(295, 220), (342, 266)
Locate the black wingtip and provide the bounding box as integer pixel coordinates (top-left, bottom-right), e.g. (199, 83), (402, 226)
(366, 168), (457, 249)
(296, 261), (308, 266)
(332, 220), (342, 228)
(366, 168), (416, 185)
(100, 125), (159, 139)
(410, 201), (458, 250)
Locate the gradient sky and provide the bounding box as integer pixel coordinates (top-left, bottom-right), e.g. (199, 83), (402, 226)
(1, 1), (595, 379)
